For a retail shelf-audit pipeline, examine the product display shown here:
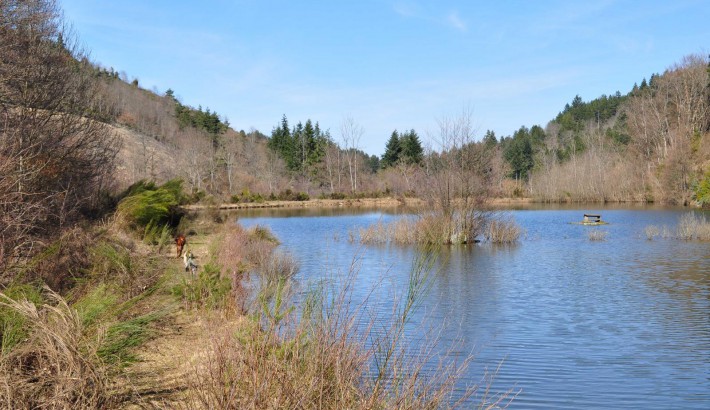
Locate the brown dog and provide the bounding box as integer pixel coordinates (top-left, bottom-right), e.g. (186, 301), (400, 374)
(175, 234), (186, 257)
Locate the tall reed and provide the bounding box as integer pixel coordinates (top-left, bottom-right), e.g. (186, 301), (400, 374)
(644, 213), (710, 241)
(676, 212), (710, 240)
(587, 229), (608, 241)
(485, 214), (522, 244)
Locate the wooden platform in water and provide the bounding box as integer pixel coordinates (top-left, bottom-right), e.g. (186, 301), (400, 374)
(571, 213), (609, 225)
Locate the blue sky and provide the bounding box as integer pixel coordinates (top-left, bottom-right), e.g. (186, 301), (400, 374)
(62, 0), (709, 155)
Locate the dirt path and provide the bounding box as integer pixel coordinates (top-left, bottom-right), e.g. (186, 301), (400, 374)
(119, 234), (218, 408)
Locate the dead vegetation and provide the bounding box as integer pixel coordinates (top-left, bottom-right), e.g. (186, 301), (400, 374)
(645, 212), (710, 241)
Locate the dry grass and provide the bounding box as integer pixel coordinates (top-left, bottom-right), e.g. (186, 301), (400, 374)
(485, 214), (522, 244)
(357, 218), (419, 245)
(644, 213), (710, 241)
(358, 211), (520, 246)
(676, 212), (710, 240)
(0, 287), (119, 409)
(644, 225), (660, 240)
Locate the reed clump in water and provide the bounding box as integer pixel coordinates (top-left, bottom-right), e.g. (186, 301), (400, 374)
(358, 211), (521, 245)
(644, 213), (710, 241)
(644, 225), (660, 240)
(676, 212), (710, 240)
(485, 214), (523, 244)
(587, 229), (608, 241)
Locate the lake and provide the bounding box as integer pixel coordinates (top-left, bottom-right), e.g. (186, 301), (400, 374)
(237, 206), (710, 409)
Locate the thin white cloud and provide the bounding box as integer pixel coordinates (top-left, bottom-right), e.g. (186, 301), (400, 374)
(447, 11), (467, 32)
(392, 1), (419, 17)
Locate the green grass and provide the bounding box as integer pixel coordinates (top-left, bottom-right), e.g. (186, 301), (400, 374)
(97, 311), (164, 365)
(172, 262), (231, 310)
(73, 284), (118, 327)
(0, 283), (43, 354)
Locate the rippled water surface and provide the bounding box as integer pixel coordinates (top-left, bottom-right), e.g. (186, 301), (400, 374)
(238, 207), (710, 409)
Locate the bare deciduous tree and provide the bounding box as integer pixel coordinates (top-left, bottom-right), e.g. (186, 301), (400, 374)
(1, 0), (118, 276)
(340, 116), (363, 193)
(422, 107), (492, 243)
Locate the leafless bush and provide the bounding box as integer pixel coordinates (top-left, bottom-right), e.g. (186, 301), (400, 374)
(258, 250), (299, 284)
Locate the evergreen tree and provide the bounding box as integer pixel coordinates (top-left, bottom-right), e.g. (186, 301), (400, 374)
(381, 130), (401, 168)
(268, 114), (291, 161)
(483, 130), (497, 148)
(366, 155), (380, 173)
(400, 129), (423, 165)
(503, 126), (536, 180)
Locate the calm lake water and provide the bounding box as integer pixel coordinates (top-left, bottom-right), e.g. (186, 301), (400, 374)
(237, 206), (710, 409)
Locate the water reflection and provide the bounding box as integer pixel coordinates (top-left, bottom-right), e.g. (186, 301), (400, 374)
(239, 208), (710, 409)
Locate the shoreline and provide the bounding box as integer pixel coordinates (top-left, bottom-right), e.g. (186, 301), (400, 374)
(183, 196), (537, 211)
(182, 196), (700, 211)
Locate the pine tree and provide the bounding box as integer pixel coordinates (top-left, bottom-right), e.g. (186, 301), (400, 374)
(381, 130), (401, 168)
(483, 130), (497, 147)
(400, 129), (423, 165)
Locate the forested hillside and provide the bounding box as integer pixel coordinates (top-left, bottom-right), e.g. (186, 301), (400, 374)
(505, 54), (710, 205)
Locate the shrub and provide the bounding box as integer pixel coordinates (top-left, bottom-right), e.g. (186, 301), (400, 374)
(274, 189), (310, 201)
(248, 225), (280, 245)
(692, 170), (710, 207)
(328, 192), (347, 200)
(20, 227), (96, 293)
(172, 263), (231, 310)
(88, 240), (161, 297)
(117, 179), (185, 229)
